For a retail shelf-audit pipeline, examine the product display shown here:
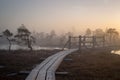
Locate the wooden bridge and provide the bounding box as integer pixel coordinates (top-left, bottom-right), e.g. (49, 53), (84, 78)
(25, 36), (105, 80)
(63, 36), (105, 50)
(25, 49), (78, 80)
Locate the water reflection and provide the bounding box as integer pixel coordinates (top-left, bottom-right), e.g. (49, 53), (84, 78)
(0, 44), (65, 50)
(111, 50), (120, 55)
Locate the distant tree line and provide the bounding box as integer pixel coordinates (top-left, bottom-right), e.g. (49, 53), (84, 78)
(31, 27), (120, 48)
(85, 28), (120, 46)
(0, 24), (120, 51)
(32, 30), (74, 47)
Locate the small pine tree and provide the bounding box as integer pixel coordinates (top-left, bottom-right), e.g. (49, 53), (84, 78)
(85, 28), (91, 36)
(3, 29), (13, 52)
(15, 24), (35, 50)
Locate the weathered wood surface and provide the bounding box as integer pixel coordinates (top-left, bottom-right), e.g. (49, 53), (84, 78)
(25, 49), (78, 80)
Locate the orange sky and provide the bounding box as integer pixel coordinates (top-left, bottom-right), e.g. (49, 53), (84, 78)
(0, 0), (120, 35)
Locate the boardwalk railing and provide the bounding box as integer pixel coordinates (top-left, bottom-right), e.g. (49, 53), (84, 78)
(63, 36), (105, 50)
(25, 49), (78, 80)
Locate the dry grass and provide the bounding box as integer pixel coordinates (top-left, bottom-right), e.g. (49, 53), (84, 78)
(56, 49), (120, 80)
(1, 49), (120, 80)
(0, 50), (60, 80)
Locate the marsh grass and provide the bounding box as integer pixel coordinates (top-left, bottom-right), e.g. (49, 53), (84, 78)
(0, 49), (60, 80)
(56, 49), (120, 80)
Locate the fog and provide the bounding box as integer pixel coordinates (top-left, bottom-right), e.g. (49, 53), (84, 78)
(1, 0), (120, 50)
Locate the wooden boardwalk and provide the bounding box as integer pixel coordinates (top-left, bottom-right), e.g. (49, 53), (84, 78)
(25, 49), (78, 80)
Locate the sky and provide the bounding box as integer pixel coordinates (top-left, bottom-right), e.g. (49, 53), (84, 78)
(0, 0), (120, 35)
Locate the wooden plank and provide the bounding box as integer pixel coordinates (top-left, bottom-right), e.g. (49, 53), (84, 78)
(55, 72), (68, 75)
(36, 52), (65, 80)
(25, 53), (59, 80)
(46, 49), (78, 80)
(64, 58), (72, 61)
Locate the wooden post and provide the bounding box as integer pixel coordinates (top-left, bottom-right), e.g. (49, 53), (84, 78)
(79, 35), (81, 50)
(83, 36), (86, 47)
(92, 36), (96, 48)
(103, 36), (105, 47)
(68, 36), (71, 49)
